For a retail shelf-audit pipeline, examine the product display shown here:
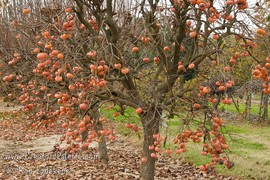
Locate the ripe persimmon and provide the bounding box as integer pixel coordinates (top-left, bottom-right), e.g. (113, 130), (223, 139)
(114, 63), (122, 69)
(62, 123), (68, 128)
(121, 67), (129, 74)
(33, 48), (40, 54)
(163, 46), (170, 52)
(143, 57), (150, 63)
(65, 7), (72, 13)
(154, 57), (160, 63)
(132, 47), (139, 53)
(57, 53), (64, 59)
(23, 8), (30, 14)
(150, 153), (157, 158)
(141, 157), (147, 163)
(188, 63), (195, 69)
(136, 107), (143, 114)
(79, 103), (88, 110)
(149, 145), (155, 150)
(218, 86), (226, 91)
(178, 65), (184, 71)
(193, 103), (201, 110)
(189, 31), (197, 38)
(166, 149), (173, 154)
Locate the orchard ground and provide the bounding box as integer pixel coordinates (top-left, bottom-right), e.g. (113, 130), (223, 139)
(102, 99), (270, 180)
(0, 99), (231, 179)
(0, 98), (269, 179)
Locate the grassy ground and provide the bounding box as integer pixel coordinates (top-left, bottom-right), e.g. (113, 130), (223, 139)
(101, 104), (270, 180)
(220, 103), (267, 116)
(220, 93), (270, 118)
(172, 121), (270, 180)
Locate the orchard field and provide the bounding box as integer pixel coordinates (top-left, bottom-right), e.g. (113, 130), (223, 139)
(0, 0), (270, 179)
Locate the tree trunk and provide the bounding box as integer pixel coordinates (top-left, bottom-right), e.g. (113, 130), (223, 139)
(93, 106), (109, 164)
(140, 107), (161, 180)
(245, 92), (252, 120)
(213, 94), (221, 110)
(94, 120), (109, 164)
(263, 94), (268, 121)
(230, 95), (240, 112)
(82, 104), (109, 164)
(259, 91), (263, 120)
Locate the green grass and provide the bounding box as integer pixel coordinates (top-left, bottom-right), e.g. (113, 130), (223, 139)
(101, 105), (139, 123)
(223, 124), (249, 133)
(220, 103), (254, 114)
(231, 138), (267, 150)
(100, 105), (142, 136)
(252, 93), (263, 101)
(168, 120), (270, 179)
(220, 101), (270, 117)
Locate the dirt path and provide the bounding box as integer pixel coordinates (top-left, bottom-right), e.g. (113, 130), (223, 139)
(0, 100), (22, 113)
(0, 135), (61, 170)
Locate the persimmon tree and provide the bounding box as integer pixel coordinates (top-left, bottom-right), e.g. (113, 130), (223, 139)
(1, 0), (269, 179)
(0, 2), (111, 163)
(250, 1), (270, 121)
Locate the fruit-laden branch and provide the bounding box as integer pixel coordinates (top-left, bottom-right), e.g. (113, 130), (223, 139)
(73, 0), (143, 107)
(155, 6), (187, 103)
(192, 50), (219, 66)
(102, 0), (141, 102)
(94, 91), (139, 109)
(73, 0), (99, 39)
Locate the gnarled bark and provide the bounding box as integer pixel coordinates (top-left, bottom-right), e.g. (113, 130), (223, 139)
(140, 106), (161, 180)
(82, 104), (109, 164)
